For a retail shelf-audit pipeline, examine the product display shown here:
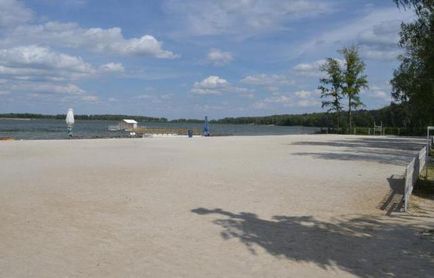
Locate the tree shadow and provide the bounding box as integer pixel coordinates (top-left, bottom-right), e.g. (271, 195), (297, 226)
(192, 207), (434, 277)
(292, 137), (425, 151)
(291, 137), (425, 166)
(293, 150), (415, 166)
(414, 178), (434, 201)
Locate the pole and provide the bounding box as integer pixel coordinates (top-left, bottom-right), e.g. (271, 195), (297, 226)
(426, 127), (429, 178)
(67, 125), (73, 138)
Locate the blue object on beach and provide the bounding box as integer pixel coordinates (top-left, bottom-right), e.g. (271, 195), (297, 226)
(188, 129), (193, 138)
(203, 116), (210, 136)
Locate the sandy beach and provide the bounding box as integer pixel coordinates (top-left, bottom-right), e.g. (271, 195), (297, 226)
(0, 135), (433, 277)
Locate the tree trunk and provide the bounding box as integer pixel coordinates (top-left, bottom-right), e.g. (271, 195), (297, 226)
(336, 111), (340, 133)
(348, 97), (352, 133)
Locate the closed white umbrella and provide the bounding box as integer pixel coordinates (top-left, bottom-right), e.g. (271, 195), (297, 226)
(66, 108), (74, 137)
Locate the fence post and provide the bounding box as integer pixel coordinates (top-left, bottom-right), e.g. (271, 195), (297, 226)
(404, 168), (408, 212)
(427, 129), (429, 179)
(425, 146), (428, 179)
(427, 129), (430, 178)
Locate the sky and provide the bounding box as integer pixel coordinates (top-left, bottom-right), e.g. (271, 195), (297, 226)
(0, 0), (415, 119)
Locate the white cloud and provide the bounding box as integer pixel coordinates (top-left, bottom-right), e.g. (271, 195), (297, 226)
(293, 58), (348, 77)
(357, 20), (402, 48)
(207, 48), (233, 66)
(0, 0), (33, 28)
(365, 85), (391, 102)
(296, 90), (321, 107)
(0, 46), (122, 100)
(255, 90), (320, 109)
(80, 95), (98, 102)
(301, 8), (414, 61)
(1, 80), (99, 103)
(0, 1), (176, 59)
(361, 47), (401, 61)
(0, 45), (95, 81)
(263, 95), (293, 107)
(99, 62), (125, 73)
(10, 22), (177, 58)
(33, 83), (86, 95)
(297, 98), (320, 107)
(241, 73), (294, 87)
(133, 90), (174, 104)
(164, 0), (332, 36)
(0, 45), (124, 81)
(43, 0), (88, 9)
(192, 75), (251, 95)
(0, 80), (86, 95)
(294, 89), (320, 107)
(295, 90), (312, 98)
(192, 75), (230, 95)
(293, 59), (326, 76)
(0, 0), (178, 108)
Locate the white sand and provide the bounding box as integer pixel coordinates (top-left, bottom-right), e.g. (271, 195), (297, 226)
(0, 135), (433, 277)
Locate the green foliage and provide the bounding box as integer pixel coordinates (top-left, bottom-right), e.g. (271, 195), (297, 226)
(213, 113), (333, 127)
(214, 103), (411, 130)
(391, 0), (434, 126)
(319, 58), (343, 128)
(317, 46), (368, 131)
(394, 0), (434, 15)
(169, 118), (203, 123)
(340, 46), (369, 130)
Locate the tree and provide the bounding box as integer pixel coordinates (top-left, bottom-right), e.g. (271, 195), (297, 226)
(318, 58), (344, 130)
(340, 46), (368, 131)
(391, 0), (434, 127)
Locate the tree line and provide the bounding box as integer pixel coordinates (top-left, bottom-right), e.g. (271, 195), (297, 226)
(213, 103), (407, 127)
(0, 113), (168, 122)
(1, 106), (409, 130)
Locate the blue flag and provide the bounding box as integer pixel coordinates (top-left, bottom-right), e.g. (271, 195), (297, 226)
(203, 116), (210, 136)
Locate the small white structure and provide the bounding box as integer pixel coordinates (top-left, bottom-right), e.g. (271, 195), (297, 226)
(373, 121), (384, 135)
(120, 119), (138, 130)
(66, 108), (75, 137)
(66, 108), (75, 126)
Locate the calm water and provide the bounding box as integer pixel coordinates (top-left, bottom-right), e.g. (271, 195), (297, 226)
(0, 119), (320, 140)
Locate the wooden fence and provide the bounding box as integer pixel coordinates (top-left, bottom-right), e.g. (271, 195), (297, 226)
(403, 146), (427, 211)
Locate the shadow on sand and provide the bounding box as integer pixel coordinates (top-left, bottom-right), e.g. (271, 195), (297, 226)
(291, 137), (425, 166)
(192, 207), (434, 277)
(377, 175), (406, 215)
(292, 137), (425, 214)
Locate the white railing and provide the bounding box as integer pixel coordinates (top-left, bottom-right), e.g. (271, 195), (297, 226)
(403, 146), (427, 211)
(419, 146), (427, 173)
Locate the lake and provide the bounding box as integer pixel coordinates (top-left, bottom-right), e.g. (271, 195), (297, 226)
(0, 119), (320, 140)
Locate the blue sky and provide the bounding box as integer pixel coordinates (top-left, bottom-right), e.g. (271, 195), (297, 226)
(0, 0), (414, 119)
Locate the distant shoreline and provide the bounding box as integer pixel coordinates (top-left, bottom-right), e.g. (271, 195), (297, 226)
(0, 118), (31, 121)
